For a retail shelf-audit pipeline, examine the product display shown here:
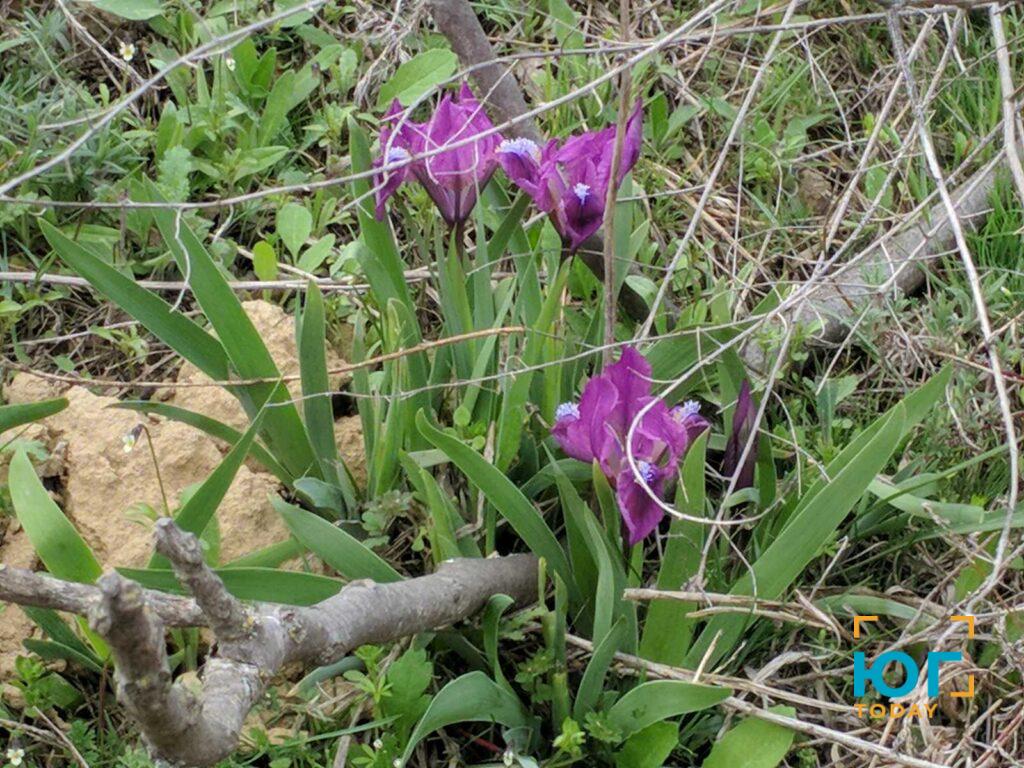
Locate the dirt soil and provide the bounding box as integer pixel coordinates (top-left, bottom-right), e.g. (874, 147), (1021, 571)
(0, 300), (366, 677)
(159, 299), (366, 487)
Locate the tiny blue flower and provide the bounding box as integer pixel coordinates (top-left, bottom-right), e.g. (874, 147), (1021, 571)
(673, 400), (701, 420)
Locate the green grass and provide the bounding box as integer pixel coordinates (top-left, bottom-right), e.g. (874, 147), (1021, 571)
(2, 2), (1023, 767)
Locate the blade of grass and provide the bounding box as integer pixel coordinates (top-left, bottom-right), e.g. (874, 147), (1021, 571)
(40, 221), (230, 381)
(606, 680), (730, 739)
(0, 398), (68, 436)
(400, 672), (532, 764)
(495, 260), (571, 472)
(639, 431), (708, 665)
(9, 450), (107, 657)
(119, 565), (343, 605)
(10, 450), (101, 582)
(573, 618), (626, 720)
(274, 497), (401, 583)
(145, 182), (319, 480)
(298, 281), (358, 514)
(417, 411), (576, 597)
(148, 416), (262, 569)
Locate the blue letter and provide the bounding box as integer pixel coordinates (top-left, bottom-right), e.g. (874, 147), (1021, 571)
(926, 651), (962, 697)
(854, 651), (918, 697)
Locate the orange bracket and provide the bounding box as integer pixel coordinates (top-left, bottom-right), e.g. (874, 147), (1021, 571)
(951, 675), (975, 698)
(853, 615), (879, 639)
(951, 615), (975, 639)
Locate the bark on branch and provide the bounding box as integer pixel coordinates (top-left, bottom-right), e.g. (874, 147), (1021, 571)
(743, 148), (1003, 371)
(0, 523), (538, 767)
(0, 562), (203, 626)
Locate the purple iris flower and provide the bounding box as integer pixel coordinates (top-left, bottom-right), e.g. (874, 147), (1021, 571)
(496, 102), (643, 252)
(551, 347), (708, 545)
(374, 83), (503, 225)
(722, 380), (757, 490)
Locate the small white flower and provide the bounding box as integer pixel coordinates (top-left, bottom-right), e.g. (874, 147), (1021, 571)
(118, 41), (136, 62)
(122, 424), (143, 453)
(224, 56), (236, 72)
(372, 738), (383, 750)
(6, 748), (25, 767)
(502, 746), (516, 766)
(392, 760), (402, 768)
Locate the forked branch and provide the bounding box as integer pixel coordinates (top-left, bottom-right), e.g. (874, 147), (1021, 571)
(0, 520), (539, 767)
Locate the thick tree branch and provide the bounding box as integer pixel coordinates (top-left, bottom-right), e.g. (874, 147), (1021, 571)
(426, 0), (541, 145)
(0, 525), (539, 767)
(89, 573), (200, 758)
(798, 152), (997, 344)
(154, 518), (251, 639)
(0, 563), (204, 626)
(291, 554), (539, 665)
(743, 145), (1004, 371)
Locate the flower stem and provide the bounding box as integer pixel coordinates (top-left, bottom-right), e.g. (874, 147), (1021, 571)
(454, 219), (467, 264)
(601, 0), (633, 366)
(140, 425), (171, 517)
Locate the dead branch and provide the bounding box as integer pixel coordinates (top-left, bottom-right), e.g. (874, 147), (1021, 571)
(0, 562), (204, 626)
(426, 0), (542, 145)
(0, 519), (538, 766)
(743, 141), (1006, 371)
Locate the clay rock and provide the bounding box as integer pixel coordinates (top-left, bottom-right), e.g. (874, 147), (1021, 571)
(4, 381), (291, 568)
(3, 371), (59, 404)
(161, 299), (366, 486)
(335, 416), (367, 489)
(0, 528), (41, 679)
(0, 375), (63, 484)
(0, 373), (293, 676)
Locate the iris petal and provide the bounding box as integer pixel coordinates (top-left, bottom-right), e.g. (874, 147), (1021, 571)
(499, 102), (643, 252)
(722, 380), (757, 489)
(616, 463), (667, 545)
(374, 84), (502, 223)
(548, 346), (707, 544)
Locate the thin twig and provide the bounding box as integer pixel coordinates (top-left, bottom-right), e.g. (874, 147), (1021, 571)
(0, 269), (415, 293)
(989, 3), (1024, 205)
(886, 11), (1020, 608)
(1, 326), (526, 390)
